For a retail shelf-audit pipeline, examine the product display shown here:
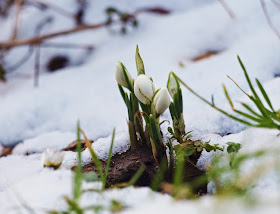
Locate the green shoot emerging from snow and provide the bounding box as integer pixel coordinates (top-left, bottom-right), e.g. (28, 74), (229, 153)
(116, 46), (171, 166)
(167, 72), (186, 143)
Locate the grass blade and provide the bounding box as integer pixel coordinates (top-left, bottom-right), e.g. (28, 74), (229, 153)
(74, 122), (83, 201)
(256, 78), (275, 112)
(128, 166), (146, 186)
(171, 72), (256, 126)
(79, 128), (105, 187)
(241, 103), (263, 118)
(104, 129), (115, 184)
(223, 84), (234, 109)
(237, 56), (271, 119)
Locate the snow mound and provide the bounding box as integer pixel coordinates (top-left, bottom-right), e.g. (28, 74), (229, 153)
(13, 131), (75, 155)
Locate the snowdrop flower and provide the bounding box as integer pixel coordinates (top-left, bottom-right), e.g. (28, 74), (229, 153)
(134, 74), (155, 104)
(115, 61), (133, 90)
(153, 88), (171, 115)
(42, 148), (65, 169)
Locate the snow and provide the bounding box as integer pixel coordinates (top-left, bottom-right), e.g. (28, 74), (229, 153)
(13, 131), (75, 155)
(0, 169), (170, 214)
(0, 0), (280, 213)
(0, 154), (42, 191)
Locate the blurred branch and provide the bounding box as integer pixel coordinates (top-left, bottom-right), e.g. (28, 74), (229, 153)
(34, 46), (40, 87)
(28, 0), (75, 19)
(5, 46), (34, 72)
(0, 22), (106, 49)
(260, 0), (280, 40)
(41, 42), (93, 50)
(0, 6), (170, 50)
(271, 0), (280, 10)
(11, 0), (23, 41)
(218, 0), (235, 19)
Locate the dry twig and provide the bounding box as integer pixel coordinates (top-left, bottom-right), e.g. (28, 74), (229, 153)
(260, 0), (280, 40)
(218, 0), (235, 19)
(11, 0), (23, 41)
(0, 22), (106, 49)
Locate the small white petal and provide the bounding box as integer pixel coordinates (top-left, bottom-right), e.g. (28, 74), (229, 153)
(115, 61), (133, 89)
(154, 88), (171, 115)
(134, 75), (155, 104)
(42, 148), (64, 169)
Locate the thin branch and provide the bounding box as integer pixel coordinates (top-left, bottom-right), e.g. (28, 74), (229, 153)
(260, 0), (280, 40)
(34, 46), (40, 87)
(6, 46), (34, 72)
(0, 7), (171, 50)
(28, 0), (75, 19)
(11, 0), (23, 41)
(40, 42), (93, 50)
(0, 22), (107, 49)
(218, 0), (236, 19)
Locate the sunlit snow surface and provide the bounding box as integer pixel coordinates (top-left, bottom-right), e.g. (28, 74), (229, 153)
(0, 0), (280, 213)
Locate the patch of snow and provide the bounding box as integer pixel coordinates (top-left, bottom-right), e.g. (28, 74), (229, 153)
(13, 131), (75, 155)
(0, 154), (42, 191)
(0, 169), (170, 214)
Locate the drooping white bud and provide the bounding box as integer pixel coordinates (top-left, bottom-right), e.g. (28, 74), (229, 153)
(153, 88), (171, 115)
(115, 61), (133, 90)
(42, 148), (64, 169)
(134, 74), (155, 104)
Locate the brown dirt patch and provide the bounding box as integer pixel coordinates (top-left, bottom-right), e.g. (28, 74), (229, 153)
(83, 145), (157, 186)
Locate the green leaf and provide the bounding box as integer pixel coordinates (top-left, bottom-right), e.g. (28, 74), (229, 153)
(223, 84), (234, 109)
(194, 141), (202, 147)
(256, 78), (275, 112)
(241, 103), (263, 119)
(83, 171), (99, 182)
(204, 142), (214, 152)
(135, 45), (145, 75)
(104, 129), (115, 183)
(174, 145), (184, 187)
(118, 84), (127, 103)
(79, 129), (105, 189)
(74, 122), (83, 201)
(167, 72), (180, 99)
(226, 142), (241, 154)
(128, 166), (146, 186)
(169, 102), (179, 120)
(120, 62), (134, 92)
(184, 145), (195, 157)
(237, 56), (271, 120)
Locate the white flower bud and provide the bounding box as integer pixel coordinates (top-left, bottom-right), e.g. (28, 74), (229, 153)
(115, 61), (133, 90)
(167, 72), (179, 99)
(42, 148), (64, 169)
(153, 88), (171, 115)
(134, 74), (155, 104)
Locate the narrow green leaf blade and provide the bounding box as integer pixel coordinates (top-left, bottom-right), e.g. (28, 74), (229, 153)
(135, 45), (145, 75)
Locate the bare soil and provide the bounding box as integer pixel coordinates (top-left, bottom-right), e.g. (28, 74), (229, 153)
(82, 144), (207, 194)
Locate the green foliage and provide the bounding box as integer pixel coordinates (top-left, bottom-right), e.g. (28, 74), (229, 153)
(80, 128), (115, 190)
(117, 58), (146, 150)
(170, 56), (280, 130)
(227, 142), (241, 154)
(167, 72), (185, 143)
(74, 122), (83, 201)
(118, 46), (169, 166)
(135, 45), (145, 75)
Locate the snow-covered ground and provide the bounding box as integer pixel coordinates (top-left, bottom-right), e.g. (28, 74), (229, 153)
(0, 0), (280, 213)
